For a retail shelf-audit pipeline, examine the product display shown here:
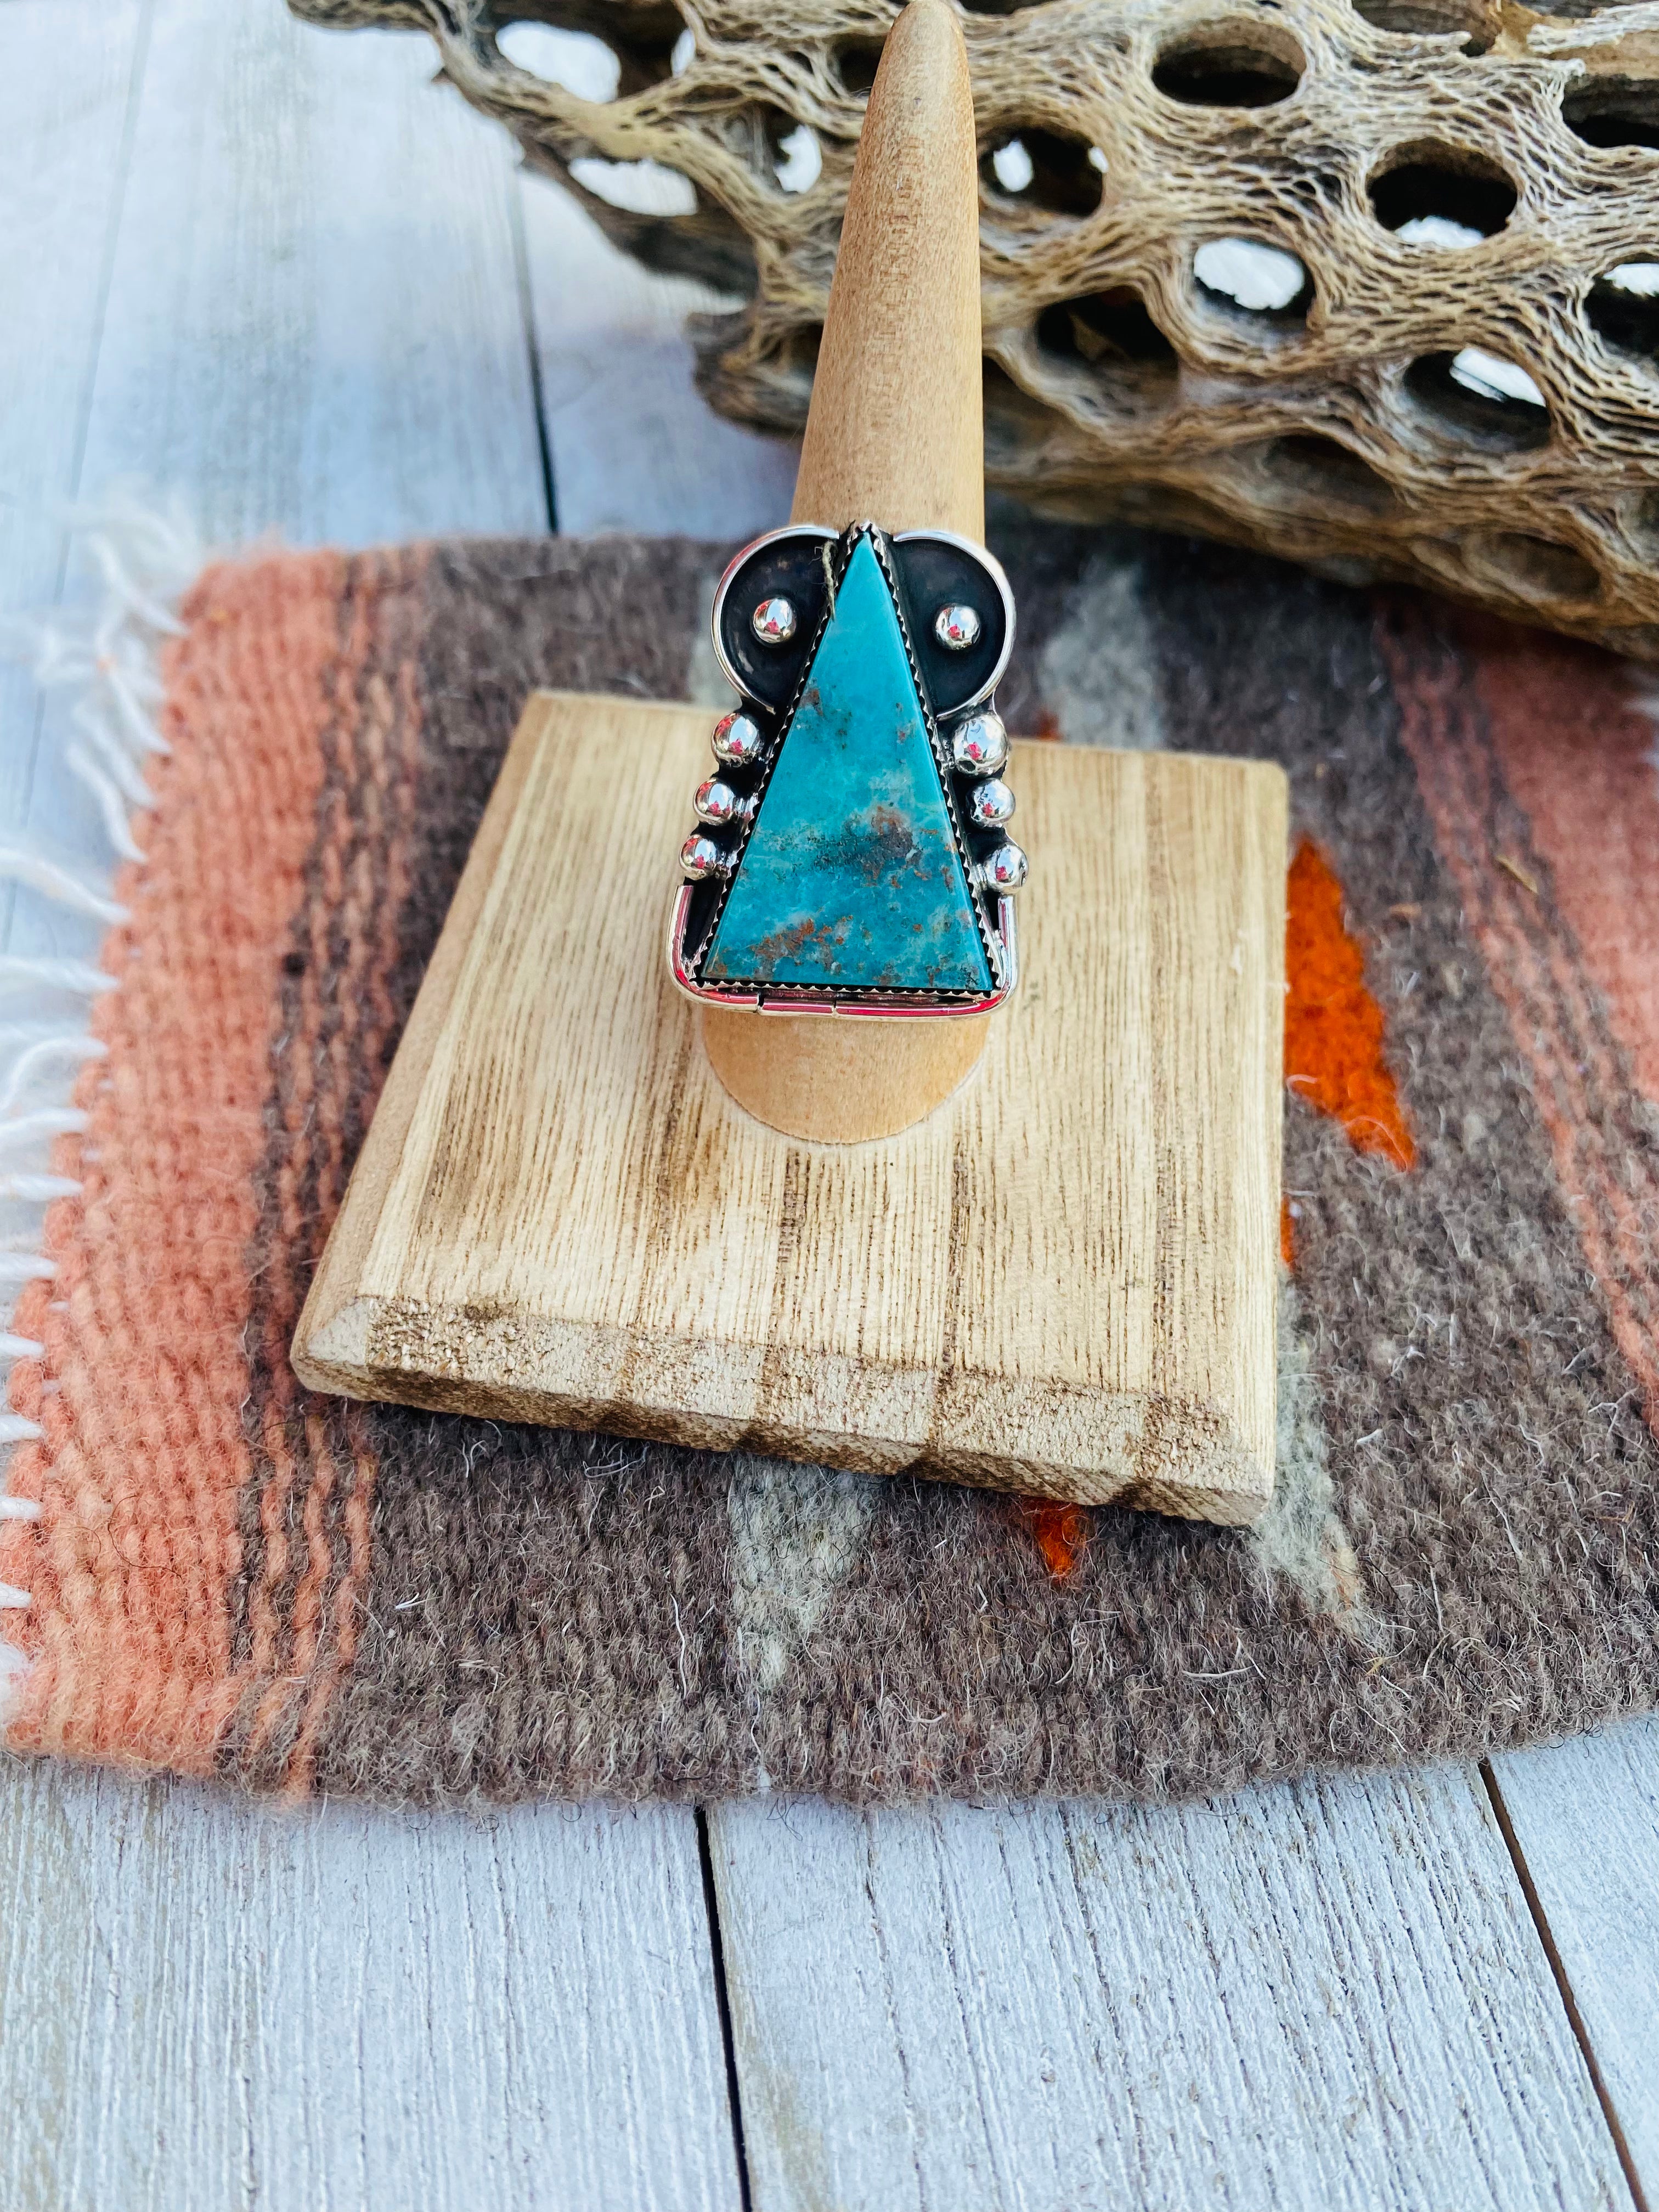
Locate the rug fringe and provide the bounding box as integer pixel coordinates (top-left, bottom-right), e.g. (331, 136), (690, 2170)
(0, 488), (198, 1703)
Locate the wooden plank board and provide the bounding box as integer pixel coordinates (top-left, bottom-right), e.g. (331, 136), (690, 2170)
(518, 152), (796, 539)
(709, 1773), (1629, 2212)
(77, 0), (549, 551)
(0, 0), (145, 845)
(0, 0), (145, 1273)
(0, 9), (743, 2206)
(294, 695), (1288, 1522)
(1491, 1720), (1659, 2202)
(0, 1758), (742, 2212)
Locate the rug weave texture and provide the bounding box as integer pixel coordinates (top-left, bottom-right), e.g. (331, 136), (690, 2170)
(5, 524), (1659, 1805)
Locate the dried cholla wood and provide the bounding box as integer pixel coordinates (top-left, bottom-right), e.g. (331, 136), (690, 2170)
(291, 0), (1659, 656)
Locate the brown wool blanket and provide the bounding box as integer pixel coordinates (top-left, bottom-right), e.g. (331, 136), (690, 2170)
(4, 524), (1659, 1804)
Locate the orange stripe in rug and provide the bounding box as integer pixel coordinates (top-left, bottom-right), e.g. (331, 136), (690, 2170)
(1284, 839), (1415, 1170)
(1017, 1498), (1090, 1580)
(0, 552), (353, 1775)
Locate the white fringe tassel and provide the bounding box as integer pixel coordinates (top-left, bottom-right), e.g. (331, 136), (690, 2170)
(0, 488), (198, 1689)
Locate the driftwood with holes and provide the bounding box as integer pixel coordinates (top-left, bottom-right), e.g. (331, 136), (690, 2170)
(292, 0), (1659, 658)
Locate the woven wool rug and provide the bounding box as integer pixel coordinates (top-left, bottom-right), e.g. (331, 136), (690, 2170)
(3, 522), (1658, 1804)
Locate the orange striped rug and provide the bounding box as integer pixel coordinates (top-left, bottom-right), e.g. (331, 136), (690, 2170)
(2, 525), (1657, 1803)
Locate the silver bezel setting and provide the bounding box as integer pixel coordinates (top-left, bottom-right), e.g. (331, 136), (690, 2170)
(675, 519), (1023, 1019)
(669, 882), (1018, 1017)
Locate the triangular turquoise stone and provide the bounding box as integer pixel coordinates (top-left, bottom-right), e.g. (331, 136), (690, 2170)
(704, 536), (992, 995)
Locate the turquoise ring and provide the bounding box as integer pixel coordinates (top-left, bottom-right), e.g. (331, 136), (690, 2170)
(669, 520), (1023, 1017)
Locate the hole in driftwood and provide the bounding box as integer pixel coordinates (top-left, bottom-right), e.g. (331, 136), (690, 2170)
(1368, 145), (1517, 242)
(980, 130), (1106, 217)
(1037, 289), (1179, 366)
(836, 36), (886, 95)
(495, 22), (622, 99)
(568, 156), (697, 216)
(495, 11), (684, 97)
(1036, 289), (1180, 407)
(1261, 434), (1398, 511)
(1587, 262), (1659, 361)
(771, 120), (821, 194)
(1350, 0), (1496, 54)
(959, 0), (1048, 15)
(1152, 23), (1305, 108)
(1193, 237), (1311, 321)
(1463, 531), (1600, 601)
(722, 106), (823, 196)
(1563, 78), (1659, 151)
(1405, 348), (1550, 451)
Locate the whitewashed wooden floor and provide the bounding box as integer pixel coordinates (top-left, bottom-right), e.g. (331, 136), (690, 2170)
(0, 6), (1654, 2208)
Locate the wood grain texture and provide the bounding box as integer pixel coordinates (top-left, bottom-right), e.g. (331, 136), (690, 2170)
(296, 693), (1286, 1521)
(78, 0), (549, 550)
(789, 0), (983, 543)
(709, 1773), (1629, 2212)
(1491, 1720), (1659, 2202)
(0, 0), (145, 850)
(0, 1758), (742, 2212)
(518, 153), (797, 540)
(702, 0), (994, 1143)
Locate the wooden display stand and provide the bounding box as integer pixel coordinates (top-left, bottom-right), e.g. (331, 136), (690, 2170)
(292, 0), (1288, 1524)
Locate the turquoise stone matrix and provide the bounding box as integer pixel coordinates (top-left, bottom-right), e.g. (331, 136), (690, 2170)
(704, 535), (991, 995)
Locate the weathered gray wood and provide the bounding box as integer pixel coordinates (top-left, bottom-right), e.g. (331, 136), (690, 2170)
(0, 1757), (742, 2212)
(518, 150), (795, 538)
(0, 0), (146, 845)
(1491, 1719), (1659, 2203)
(709, 1772), (1628, 2212)
(80, 0), (548, 550)
(0, 10), (742, 2207)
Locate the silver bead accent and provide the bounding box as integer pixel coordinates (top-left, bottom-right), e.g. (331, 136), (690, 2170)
(950, 710), (1008, 776)
(935, 603), (983, 651)
(695, 777), (751, 827)
(752, 596), (796, 645)
(967, 777), (1015, 828)
(680, 832), (730, 881)
(712, 710), (765, 768)
(978, 841), (1028, 894)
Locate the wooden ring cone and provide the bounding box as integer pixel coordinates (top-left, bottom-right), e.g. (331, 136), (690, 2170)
(697, 0), (993, 1145)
